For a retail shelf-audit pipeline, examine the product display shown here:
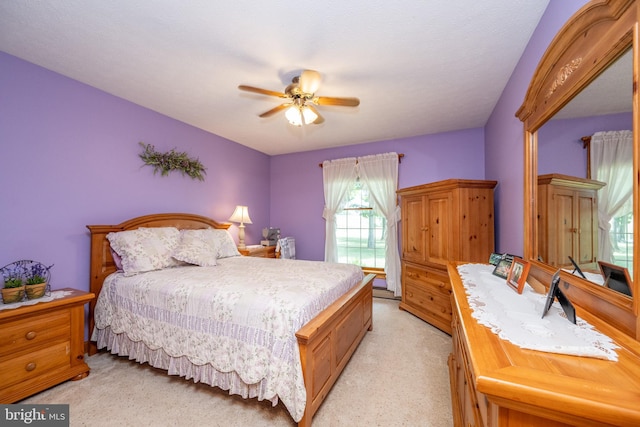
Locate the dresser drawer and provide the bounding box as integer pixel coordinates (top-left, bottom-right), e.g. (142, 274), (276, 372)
(0, 341), (71, 389)
(0, 310), (70, 357)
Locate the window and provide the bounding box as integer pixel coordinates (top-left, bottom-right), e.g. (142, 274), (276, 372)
(610, 210), (634, 274)
(335, 179), (386, 269)
(322, 152), (401, 294)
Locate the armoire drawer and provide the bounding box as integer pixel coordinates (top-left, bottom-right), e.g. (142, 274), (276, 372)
(404, 279), (452, 323)
(404, 264), (451, 292)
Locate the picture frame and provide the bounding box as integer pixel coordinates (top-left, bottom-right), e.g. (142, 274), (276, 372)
(542, 269), (576, 324)
(491, 257), (513, 279)
(489, 252), (503, 266)
(506, 257), (530, 294)
(541, 269), (561, 318)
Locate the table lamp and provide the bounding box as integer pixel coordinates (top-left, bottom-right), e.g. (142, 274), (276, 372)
(229, 205), (252, 249)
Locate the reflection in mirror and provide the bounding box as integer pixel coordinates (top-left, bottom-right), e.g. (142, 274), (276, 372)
(536, 48), (633, 296)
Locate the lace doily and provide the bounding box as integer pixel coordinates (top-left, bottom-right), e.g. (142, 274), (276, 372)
(457, 264), (618, 361)
(0, 290), (74, 311)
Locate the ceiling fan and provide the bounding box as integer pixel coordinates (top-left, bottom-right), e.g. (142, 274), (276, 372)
(238, 70), (360, 126)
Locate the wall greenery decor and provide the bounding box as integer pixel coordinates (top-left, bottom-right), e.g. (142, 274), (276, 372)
(138, 142), (206, 181)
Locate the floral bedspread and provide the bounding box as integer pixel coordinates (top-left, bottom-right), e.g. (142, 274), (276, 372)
(93, 256), (363, 422)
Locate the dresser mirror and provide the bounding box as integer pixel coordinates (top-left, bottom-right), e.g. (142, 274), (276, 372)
(517, 0), (639, 338)
(537, 47), (632, 293)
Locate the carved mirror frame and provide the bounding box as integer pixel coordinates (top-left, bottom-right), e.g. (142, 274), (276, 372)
(517, 0), (639, 339)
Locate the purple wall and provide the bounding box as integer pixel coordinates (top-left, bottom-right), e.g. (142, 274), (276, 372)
(0, 51), (271, 295)
(269, 128), (485, 262)
(484, 0), (589, 255)
(538, 112), (632, 177)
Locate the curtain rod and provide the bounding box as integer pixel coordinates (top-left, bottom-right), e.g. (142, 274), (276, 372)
(318, 153), (404, 168)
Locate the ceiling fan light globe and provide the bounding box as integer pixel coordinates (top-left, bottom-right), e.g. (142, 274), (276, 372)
(302, 106), (318, 124)
(285, 106), (303, 126)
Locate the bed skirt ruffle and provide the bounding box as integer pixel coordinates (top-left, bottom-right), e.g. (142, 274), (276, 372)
(93, 327), (288, 414)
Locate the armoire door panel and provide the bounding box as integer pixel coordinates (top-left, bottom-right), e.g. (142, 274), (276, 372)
(402, 196), (426, 263)
(426, 193), (452, 264)
(577, 192), (597, 265)
(553, 191), (575, 268)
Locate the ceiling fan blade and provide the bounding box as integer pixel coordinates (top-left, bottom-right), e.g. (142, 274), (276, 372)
(299, 70), (321, 94)
(259, 103), (291, 118)
(238, 85), (287, 98)
(314, 96), (360, 107)
(306, 104), (324, 124)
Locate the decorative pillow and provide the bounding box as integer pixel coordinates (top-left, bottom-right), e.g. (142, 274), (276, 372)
(106, 227), (182, 276)
(109, 247), (123, 271)
(211, 229), (241, 258)
(172, 229), (218, 267)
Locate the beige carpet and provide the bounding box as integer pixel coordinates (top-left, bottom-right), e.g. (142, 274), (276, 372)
(21, 298), (453, 426)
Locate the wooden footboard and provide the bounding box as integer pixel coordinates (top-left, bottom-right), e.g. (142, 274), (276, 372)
(296, 273), (375, 427)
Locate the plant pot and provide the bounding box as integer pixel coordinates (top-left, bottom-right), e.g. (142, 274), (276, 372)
(2, 286), (25, 304)
(26, 283), (47, 300)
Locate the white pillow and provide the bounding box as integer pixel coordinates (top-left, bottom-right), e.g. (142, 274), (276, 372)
(107, 227), (182, 276)
(172, 229), (218, 267)
(211, 229), (241, 258)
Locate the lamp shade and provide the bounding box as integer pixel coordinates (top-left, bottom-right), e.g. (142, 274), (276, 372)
(228, 205), (252, 224)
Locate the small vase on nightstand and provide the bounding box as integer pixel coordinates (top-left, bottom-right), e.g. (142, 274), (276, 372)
(26, 282), (47, 300)
(2, 284), (25, 304)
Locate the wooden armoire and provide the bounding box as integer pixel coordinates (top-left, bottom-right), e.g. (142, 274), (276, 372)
(537, 174), (605, 271)
(397, 179), (496, 334)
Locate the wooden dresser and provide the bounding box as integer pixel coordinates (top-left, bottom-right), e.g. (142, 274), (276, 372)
(447, 263), (640, 426)
(0, 288), (94, 403)
(397, 179), (496, 334)
(537, 174), (605, 270)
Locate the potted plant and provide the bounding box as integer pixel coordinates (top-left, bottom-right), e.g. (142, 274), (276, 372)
(25, 263), (49, 300)
(2, 275), (25, 304)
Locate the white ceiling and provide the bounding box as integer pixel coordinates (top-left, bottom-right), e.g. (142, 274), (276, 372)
(0, 1), (551, 156)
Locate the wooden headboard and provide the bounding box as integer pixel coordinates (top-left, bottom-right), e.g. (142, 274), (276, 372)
(86, 213), (230, 355)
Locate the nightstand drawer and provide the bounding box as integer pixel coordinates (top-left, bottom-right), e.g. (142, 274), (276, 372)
(0, 310), (70, 357)
(0, 341), (71, 389)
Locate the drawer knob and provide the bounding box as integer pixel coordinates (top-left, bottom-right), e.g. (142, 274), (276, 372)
(25, 362), (37, 372)
(25, 331), (37, 340)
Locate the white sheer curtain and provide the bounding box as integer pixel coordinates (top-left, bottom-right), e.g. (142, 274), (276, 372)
(590, 130), (633, 263)
(322, 158), (357, 263)
(358, 153), (402, 296)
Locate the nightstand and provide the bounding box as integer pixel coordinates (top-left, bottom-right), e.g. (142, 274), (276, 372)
(0, 288), (94, 403)
(239, 245), (277, 258)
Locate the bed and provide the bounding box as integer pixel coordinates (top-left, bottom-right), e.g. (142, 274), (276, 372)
(87, 213), (374, 426)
